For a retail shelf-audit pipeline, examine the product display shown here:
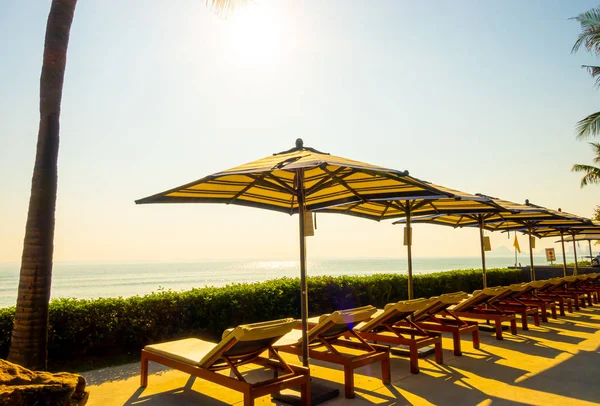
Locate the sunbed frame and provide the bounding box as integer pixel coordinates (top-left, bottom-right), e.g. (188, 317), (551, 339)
(275, 306), (391, 399)
(402, 293), (480, 356)
(450, 288), (518, 340)
(354, 299), (444, 374)
(141, 319), (310, 406)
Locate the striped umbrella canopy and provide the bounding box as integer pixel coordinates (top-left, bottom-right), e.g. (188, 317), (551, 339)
(393, 196), (591, 281)
(317, 188), (502, 296)
(135, 139), (456, 366)
(526, 222), (600, 275)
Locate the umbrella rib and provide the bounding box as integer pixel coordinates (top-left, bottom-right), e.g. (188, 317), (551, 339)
(379, 203), (391, 220)
(320, 166), (365, 203)
(227, 173), (270, 204)
(304, 167), (347, 196)
(263, 173), (297, 195)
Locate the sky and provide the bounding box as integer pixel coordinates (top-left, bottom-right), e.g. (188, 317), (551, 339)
(1, 0), (599, 263)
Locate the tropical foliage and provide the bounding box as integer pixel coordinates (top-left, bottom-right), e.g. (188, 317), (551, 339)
(572, 142), (600, 187)
(572, 7), (600, 139)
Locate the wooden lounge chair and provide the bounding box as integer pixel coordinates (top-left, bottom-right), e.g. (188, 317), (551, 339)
(541, 277), (588, 311)
(141, 318), (310, 406)
(489, 284), (541, 330)
(575, 274), (600, 304)
(354, 298), (444, 374)
(392, 292), (480, 356)
(450, 287), (518, 340)
(534, 278), (574, 315)
(274, 306), (391, 399)
(518, 280), (558, 321)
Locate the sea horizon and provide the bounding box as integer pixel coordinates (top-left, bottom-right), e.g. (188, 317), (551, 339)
(0, 255), (584, 308)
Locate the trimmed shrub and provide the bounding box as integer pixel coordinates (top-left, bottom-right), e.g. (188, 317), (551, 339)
(0, 268), (524, 365)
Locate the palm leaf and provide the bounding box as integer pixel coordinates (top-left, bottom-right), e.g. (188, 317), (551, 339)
(571, 8), (600, 54)
(591, 142), (600, 163)
(575, 111), (600, 139)
(572, 163), (600, 187)
(206, 0), (247, 16)
(583, 65), (600, 86)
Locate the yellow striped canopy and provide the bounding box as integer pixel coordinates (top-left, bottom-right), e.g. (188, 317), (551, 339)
(393, 196), (591, 231)
(136, 140), (454, 213)
(315, 187), (502, 221)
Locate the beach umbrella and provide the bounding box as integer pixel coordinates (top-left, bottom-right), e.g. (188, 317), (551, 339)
(557, 233), (600, 259)
(317, 188), (502, 297)
(135, 139), (455, 367)
(393, 197), (591, 282)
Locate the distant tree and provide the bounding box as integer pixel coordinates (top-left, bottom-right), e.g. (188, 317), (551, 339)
(572, 8), (600, 139)
(593, 205), (600, 221)
(572, 142), (600, 187)
(9, 0), (243, 371)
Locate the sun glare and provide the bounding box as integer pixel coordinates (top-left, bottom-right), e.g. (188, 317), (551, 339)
(225, 6), (282, 66)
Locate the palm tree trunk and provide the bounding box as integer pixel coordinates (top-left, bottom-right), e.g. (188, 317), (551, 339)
(8, 0), (77, 370)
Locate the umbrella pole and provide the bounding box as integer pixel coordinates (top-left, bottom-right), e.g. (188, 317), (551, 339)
(528, 228), (535, 281)
(572, 236), (579, 276)
(589, 240), (593, 259)
(406, 202), (413, 300)
(478, 217), (487, 289)
(297, 169), (309, 367)
(560, 231), (567, 277)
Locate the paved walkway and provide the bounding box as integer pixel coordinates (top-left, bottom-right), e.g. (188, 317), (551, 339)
(84, 306), (600, 405)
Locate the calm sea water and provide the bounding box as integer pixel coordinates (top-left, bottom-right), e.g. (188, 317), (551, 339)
(0, 256), (569, 308)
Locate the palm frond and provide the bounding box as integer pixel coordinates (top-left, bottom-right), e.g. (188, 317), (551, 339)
(575, 111), (600, 139)
(571, 8), (600, 54)
(206, 0), (247, 17)
(582, 65), (600, 87)
(572, 163), (600, 187)
(590, 142), (600, 163)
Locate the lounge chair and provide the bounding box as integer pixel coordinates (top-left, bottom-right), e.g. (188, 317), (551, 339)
(489, 284), (541, 330)
(540, 277), (588, 311)
(399, 292), (480, 356)
(450, 287), (518, 340)
(141, 318), (310, 406)
(274, 306), (391, 399)
(575, 274), (600, 303)
(354, 298), (444, 374)
(518, 280), (558, 321)
(534, 278), (573, 315)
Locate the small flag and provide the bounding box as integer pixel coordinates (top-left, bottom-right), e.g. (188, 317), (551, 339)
(513, 236), (521, 253)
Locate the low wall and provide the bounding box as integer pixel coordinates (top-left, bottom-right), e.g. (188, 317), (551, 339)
(517, 265), (598, 281)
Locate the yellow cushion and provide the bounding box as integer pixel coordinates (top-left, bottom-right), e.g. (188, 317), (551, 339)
(144, 338), (215, 366)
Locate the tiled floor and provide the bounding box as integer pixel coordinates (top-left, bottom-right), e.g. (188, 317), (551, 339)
(84, 306), (600, 405)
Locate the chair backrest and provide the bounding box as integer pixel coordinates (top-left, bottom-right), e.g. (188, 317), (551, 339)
(356, 298), (432, 333)
(412, 292), (469, 322)
(546, 278), (569, 290)
(498, 283), (535, 300)
(451, 287), (508, 312)
(198, 318), (297, 369)
(300, 305), (377, 345)
(528, 280), (552, 291)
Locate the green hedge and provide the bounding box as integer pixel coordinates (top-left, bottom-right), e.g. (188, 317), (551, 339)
(0, 268), (524, 365)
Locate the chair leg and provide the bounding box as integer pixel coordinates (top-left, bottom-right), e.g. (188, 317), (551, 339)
(243, 389), (252, 406)
(520, 311), (529, 331)
(140, 354), (149, 388)
(344, 365), (355, 399)
(540, 303), (548, 323)
(510, 319), (518, 335)
(434, 341), (443, 365)
(381, 354), (391, 384)
(533, 310), (540, 326)
(494, 320), (503, 340)
(410, 344), (420, 374)
(472, 327), (481, 349)
(452, 331), (462, 356)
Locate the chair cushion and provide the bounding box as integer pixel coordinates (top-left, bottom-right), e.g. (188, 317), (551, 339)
(144, 338), (215, 366)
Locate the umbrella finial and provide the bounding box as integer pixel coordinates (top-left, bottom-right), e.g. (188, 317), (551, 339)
(525, 199), (530, 205)
(296, 138), (304, 149)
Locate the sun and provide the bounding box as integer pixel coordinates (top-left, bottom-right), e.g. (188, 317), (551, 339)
(225, 6), (282, 66)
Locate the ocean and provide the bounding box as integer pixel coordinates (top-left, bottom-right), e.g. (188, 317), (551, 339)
(0, 255), (571, 308)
